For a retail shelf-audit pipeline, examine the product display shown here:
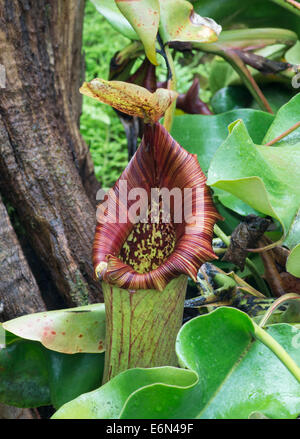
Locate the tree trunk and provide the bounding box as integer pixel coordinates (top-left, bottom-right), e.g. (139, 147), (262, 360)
(0, 0), (102, 307)
(0, 195), (45, 321)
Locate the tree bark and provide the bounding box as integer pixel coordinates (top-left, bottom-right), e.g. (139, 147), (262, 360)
(50, 0), (100, 202)
(0, 196), (46, 321)
(0, 0), (102, 306)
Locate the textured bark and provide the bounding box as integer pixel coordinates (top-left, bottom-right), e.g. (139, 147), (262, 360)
(50, 1), (100, 201)
(0, 196), (45, 321)
(0, 0), (102, 306)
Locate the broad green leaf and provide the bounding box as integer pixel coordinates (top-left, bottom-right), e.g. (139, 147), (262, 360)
(47, 351), (104, 409)
(286, 40), (300, 64)
(171, 109), (274, 216)
(159, 0), (221, 45)
(287, 243), (300, 277)
(52, 367), (198, 419)
(264, 96), (300, 274)
(171, 109), (274, 173)
(0, 335), (105, 409)
(209, 57), (238, 95)
(251, 85), (296, 114)
(52, 308), (300, 419)
(193, 0), (300, 37)
(0, 338), (50, 408)
(263, 94), (300, 145)
(207, 94), (300, 277)
(2, 303), (106, 354)
(115, 0), (160, 65)
(90, 0), (138, 40)
(211, 86), (252, 114)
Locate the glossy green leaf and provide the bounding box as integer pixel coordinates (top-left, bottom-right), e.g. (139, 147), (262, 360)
(171, 109), (274, 174)
(2, 303), (106, 354)
(115, 0), (160, 65)
(251, 85), (296, 114)
(90, 0), (138, 40)
(47, 351), (104, 409)
(209, 57), (239, 95)
(193, 0), (300, 37)
(159, 0), (221, 45)
(0, 337), (50, 408)
(211, 86), (252, 114)
(286, 40), (300, 64)
(0, 334), (105, 409)
(207, 94), (300, 277)
(171, 109), (274, 216)
(52, 307), (300, 419)
(263, 94), (300, 145)
(52, 366), (198, 419)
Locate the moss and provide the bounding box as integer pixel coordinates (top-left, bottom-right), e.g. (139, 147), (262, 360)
(69, 271), (90, 306)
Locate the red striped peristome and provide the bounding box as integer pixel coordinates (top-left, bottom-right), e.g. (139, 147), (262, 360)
(93, 122), (222, 292)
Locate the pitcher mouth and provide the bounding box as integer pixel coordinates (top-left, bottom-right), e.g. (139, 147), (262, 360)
(93, 123), (221, 291)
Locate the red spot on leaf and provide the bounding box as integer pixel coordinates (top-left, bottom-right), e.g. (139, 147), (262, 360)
(51, 331), (56, 335)
(61, 332), (66, 336)
(78, 334), (83, 338)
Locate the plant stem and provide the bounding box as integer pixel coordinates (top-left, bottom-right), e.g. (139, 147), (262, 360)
(162, 45), (177, 132)
(182, 28), (297, 113)
(258, 240), (285, 297)
(259, 293), (300, 327)
(101, 275), (187, 383)
(253, 321), (300, 383)
(265, 121), (300, 146)
(213, 224), (230, 247)
(224, 50), (273, 113)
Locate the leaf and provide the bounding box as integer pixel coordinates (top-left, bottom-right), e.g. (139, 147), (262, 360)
(207, 94), (300, 277)
(159, 0), (221, 45)
(90, 0), (138, 40)
(115, 0), (160, 65)
(171, 109), (274, 175)
(286, 40), (300, 64)
(193, 0), (300, 37)
(251, 85), (296, 113)
(52, 366), (198, 419)
(2, 303), (106, 354)
(0, 334), (105, 409)
(52, 307), (300, 419)
(211, 86), (252, 114)
(171, 109), (274, 216)
(263, 94), (300, 145)
(0, 337), (50, 408)
(80, 79), (177, 124)
(47, 350), (105, 409)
